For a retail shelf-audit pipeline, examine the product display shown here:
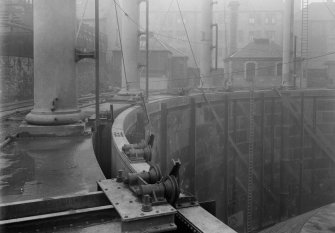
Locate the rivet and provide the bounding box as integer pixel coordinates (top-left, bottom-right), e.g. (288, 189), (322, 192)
(156, 210), (159, 213)
(115, 202), (119, 205)
(124, 215), (128, 218)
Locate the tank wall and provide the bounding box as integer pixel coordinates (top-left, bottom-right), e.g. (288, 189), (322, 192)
(113, 90), (335, 231)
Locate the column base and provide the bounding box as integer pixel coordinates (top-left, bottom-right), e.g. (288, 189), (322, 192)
(25, 109), (83, 125)
(19, 121), (86, 137)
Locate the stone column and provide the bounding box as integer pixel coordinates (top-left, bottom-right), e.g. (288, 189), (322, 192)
(25, 0), (81, 125)
(200, 0), (213, 88)
(120, 0), (142, 93)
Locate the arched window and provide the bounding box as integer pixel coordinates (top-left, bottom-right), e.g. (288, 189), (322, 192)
(245, 62), (256, 82)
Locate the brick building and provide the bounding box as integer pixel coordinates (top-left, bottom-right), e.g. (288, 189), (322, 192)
(226, 38), (291, 89)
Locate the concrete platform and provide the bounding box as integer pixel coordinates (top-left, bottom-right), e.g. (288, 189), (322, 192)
(18, 121), (86, 137)
(0, 135), (104, 203)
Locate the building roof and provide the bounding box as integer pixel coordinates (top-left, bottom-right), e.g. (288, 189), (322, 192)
(229, 38), (282, 59)
(139, 35), (188, 57)
(296, 2), (335, 21)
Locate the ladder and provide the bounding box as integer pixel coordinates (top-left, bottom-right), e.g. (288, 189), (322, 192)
(300, 0), (309, 88)
(246, 86), (255, 233)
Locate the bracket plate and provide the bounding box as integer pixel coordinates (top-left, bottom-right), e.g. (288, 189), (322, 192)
(98, 179), (177, 232)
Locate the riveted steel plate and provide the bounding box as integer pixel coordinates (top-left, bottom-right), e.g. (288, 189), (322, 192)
(98, 179), (176, 222)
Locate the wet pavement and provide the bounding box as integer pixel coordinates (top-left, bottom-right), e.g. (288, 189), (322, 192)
(0, 135), (104, 203)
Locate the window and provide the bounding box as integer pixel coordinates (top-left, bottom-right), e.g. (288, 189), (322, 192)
(249, 15), (255, 24)
(265, 14), (277, 25)
(249, 31), (255, 41)
(276, 63), (282, 76)
(245, 62), (257, 81)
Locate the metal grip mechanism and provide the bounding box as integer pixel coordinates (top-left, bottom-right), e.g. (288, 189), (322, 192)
(122, 135), (155, 162)
(121, 160), (181, 206)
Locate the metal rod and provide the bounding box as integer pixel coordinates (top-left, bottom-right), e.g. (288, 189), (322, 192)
(311, 96), (317, 194)
(145, 0), (149, 100)
(160, 103), (168, 174)
(294, 35), (297, 88)
(232, 99), (237, 214)
(95, 0), (100, 131)
(259, 93), (265, 228)
(270, 98), (275, 192)
(223, 95), (229, 223)
(298, 92), (305, 213)
(189, 98), (196, 194)
(279, 101), (284, 220)
(212, 24), (218, 70)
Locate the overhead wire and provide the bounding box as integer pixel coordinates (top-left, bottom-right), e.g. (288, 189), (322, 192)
(125, 50), (335, 84)
(76, 0), (89, 42)
(138, 0), (175, 76)
(176, 0), (202, 86)
(113, 0), (129, 90)
(111, 0), (335, 88)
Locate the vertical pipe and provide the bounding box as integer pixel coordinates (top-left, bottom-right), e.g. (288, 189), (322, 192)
(279, 102), (284, 220)
(294, 35), (297, 88)
(95, 0), (100, 131)
(298, 92), (304, 213)
(279, 97), (289, 220)
(145, 0), (149, 100)
(259, 93), (265, 228)
(160, 103), (168, 174)
(228, 1), (239, 55)
(282, 0), (294, 88)
(270, 98), (275, 192)
(189, 98), (196, 194)
(228, 1), (240, 85)
(311, 96), (317, 194)
(223, 95), (229, 223)
(232, 99), (237, 214)
(213, 24), (218, 70)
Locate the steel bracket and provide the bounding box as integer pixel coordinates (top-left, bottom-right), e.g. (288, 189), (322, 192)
(98, 179), (177, 233)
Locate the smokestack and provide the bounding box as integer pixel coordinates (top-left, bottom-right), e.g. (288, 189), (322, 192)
(281, 0), (294, 88)
(120, 0), (143, 93)
(200, 0), (213, 88)
(228, 1), (239, 56)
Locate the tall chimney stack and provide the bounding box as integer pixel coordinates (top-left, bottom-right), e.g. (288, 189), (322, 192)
(228, 1), (239, 56)
(281, 0), (294, 88)
(199, 0), (213, 88)
(120, 0), (143, 93)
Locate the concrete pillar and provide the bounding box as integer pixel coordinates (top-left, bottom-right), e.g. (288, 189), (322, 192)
(200, 0), (213, 88)
(120, 0), (142, 93)
(25, 0), (81, 125)
(281, 0), (294, 87)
